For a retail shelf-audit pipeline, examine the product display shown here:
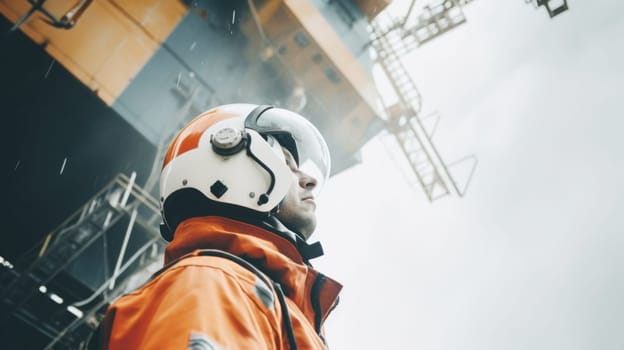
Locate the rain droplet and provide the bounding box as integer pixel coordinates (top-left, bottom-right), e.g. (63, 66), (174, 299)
(232, 10), (236, 24)
(176, 72), (182, 87)
(44, 59), (56, 79)
(59, 157), (68, 175)
(14, 160), (20, 171)
(189, 41), (197, 51)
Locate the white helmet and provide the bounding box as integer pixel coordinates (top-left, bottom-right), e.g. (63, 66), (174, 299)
(159, 104), (331, 240)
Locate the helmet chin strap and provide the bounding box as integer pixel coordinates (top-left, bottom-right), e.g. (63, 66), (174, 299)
(244, 132), (275, 206)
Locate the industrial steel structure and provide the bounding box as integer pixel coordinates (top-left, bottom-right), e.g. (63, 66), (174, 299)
(369, 0), (478, 201)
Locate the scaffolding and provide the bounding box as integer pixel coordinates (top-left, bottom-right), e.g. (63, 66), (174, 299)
(0, 174), (165, 349)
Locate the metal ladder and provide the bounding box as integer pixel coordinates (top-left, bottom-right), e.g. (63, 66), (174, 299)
(371, 11), (476, 201)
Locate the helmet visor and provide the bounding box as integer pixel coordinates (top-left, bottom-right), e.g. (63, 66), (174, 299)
(245, 106), (331, 195)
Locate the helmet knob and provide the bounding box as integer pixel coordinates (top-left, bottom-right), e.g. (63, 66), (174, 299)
(211, 127), (246, 155)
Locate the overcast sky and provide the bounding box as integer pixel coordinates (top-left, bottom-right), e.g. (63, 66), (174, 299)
(312, 1), (624, 349)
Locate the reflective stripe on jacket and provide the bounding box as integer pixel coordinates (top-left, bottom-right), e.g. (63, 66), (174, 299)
(103, 216), (342, 349)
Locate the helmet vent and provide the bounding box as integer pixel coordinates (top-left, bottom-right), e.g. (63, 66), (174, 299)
(210, 180), (228, 198)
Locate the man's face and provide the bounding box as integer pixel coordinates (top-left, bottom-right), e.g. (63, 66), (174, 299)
(276, 148), (318, 240)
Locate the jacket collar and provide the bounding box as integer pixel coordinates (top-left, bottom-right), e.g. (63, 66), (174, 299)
(164, 216), (342, 328)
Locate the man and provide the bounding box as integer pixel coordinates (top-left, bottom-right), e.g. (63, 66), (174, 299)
(101, 104), (342, 349)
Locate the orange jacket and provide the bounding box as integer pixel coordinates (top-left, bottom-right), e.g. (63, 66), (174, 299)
(103, 216), (342, 349)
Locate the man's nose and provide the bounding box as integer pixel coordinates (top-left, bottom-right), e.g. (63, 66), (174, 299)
(299, 171), (317, 190)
